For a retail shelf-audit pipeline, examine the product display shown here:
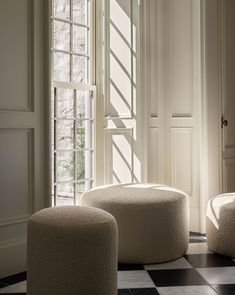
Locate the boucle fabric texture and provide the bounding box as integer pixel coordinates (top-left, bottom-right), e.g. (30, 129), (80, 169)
(81, 183), (189, 264)
(27, 206), (118, 295)
(207, 193), (235, 258)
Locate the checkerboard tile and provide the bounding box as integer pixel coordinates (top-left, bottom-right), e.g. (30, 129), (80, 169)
(1, 234), (235, 294)
(157, 286), (217, 294)
(196, 267), (235, 285)
(147, 269), (208, 287)
(118, 288), (159, 295)
(211, 284), (235, 295)
(118, 271), (155, 289)
(185, 254), (235, 268)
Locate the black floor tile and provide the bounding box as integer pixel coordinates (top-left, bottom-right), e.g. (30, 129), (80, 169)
(0, 293), (26, 295)
(212, 284), (235, 295)
(147, 269), (208, 287)
(0, 282), (8, 288)
(185, 254), (235, 268)
(118, 288), (159, 295)
(118, 264), (145, 271)
(0, 272), (26, 286)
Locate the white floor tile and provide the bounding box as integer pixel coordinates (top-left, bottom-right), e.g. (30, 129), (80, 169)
(144, 257), (192, 270)
(186, 243), (212, 254)
(157, 285), (217, 295)
(0, 281), (26, 293)
(118, 270), (155, 289)
(196, 267), (235, 284)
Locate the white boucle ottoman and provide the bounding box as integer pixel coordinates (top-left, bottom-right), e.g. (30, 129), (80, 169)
(27, 206), (118, 295)
(207, 193), (235, 258)
(81, 183), (189, 264)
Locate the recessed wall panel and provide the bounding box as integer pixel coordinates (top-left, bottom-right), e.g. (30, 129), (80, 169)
(171, 0), (193, 117)
(171, 128), (193, 195)
(105, 129), (133, 183)
(149, 0), (158, 117)
(224, 159), (235, 192)
(0, 0), (32, 111)
(224, 0), (235, 148)
(148, 128), (159, 182)
(107, 0), (133, 117)
(0, 129), (33, 221)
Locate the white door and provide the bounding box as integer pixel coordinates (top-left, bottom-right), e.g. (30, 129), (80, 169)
(0, 0), (49, 277)
(221, 0), (235, 193)
(143, 0), (201, 232)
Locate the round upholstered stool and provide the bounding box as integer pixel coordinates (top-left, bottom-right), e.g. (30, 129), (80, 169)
(207, 193), (235, 258)
(81, 183), (189, 264)
(27, 206), (117, 295)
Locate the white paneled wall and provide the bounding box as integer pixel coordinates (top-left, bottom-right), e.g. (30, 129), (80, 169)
(0, 0), (49, 276)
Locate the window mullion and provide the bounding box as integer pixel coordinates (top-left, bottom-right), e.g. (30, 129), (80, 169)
(74, 89), (78, 204)
(70, 0), (73, 82)
(53, 87), (58, 206)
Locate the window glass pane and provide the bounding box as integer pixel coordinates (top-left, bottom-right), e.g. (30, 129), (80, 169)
(54, 0), (70, 19)
(77, 126), (85, 149)
(76, 150), (85, 179)
(54, 20), (70, 51)
(76, 90), (86, 118)
(76, 150), (93, 180)
(57, 88), (74, 118)
(57, 120), (74, 150)
(77, 120), (92, 149)
(72, 56), (88, 82)
(73, 0), (87, 25)
(73, 25), (88, 55)
(56, 183), (74, 205)
(76, 90), (92, 118)
(54, 52), (70, 81)
(57, 151), (74, 181)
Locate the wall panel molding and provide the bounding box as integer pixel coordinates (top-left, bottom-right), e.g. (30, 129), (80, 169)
(0, 0), (34, 112)
(105, 0), (134, 118)
(171, 128), (193, 196)
(105, 128), (134, 183)
(0, 128), (35, 221)
(148, 128), (159, 182)
(0, 215), (29, 228)
(223, 158), (235, 192)
(170, 0), (193, 118)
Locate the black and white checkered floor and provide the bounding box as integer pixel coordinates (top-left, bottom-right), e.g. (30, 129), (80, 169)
(0, 234), (235, 295)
